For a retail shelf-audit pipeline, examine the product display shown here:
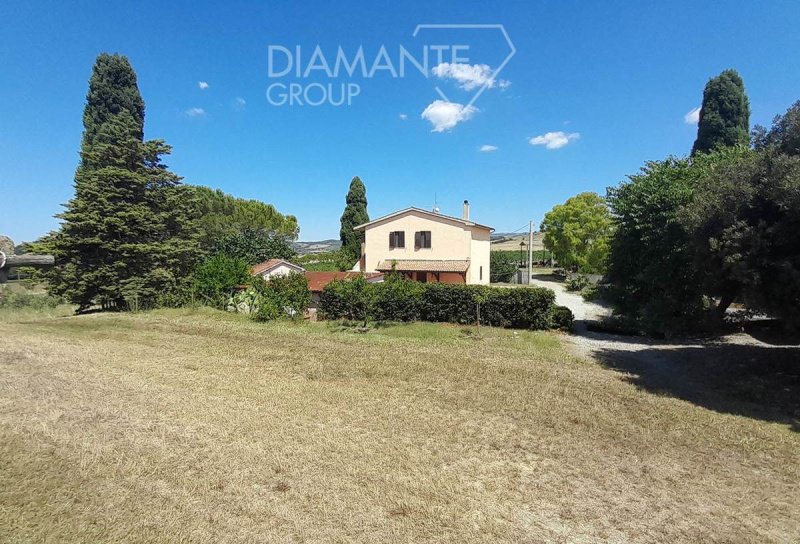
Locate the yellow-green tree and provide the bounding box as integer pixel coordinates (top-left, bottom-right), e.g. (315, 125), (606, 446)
(540, 192), (613, 273)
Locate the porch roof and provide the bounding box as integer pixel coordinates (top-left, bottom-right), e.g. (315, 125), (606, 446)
(376, 259), (470, 273)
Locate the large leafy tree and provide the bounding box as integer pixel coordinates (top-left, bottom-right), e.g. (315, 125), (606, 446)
(211, 228), (295, 265)
(540, 192), (613, 273)
(692, 69), (750, 155)
(50, 54), (199, 311)
(184, 185), (300, 246)
(606, 158), (707, 335)
(339, 176), (369, 267)
(685, 123), (800, 328)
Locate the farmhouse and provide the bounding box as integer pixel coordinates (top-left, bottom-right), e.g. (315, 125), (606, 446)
(354, 201), (492, 285)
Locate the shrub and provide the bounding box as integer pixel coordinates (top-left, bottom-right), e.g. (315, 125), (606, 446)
(256, 272), (311, 320)
(565, 274), (590, 292)
(190, 254), (251, 308)
(319, 276), (371, 323)
(490, 251), (518, 283)
(319, 278), (558, 330)
(370, 274), (423, 321)
(499, 287), (556, 329)
(549, 305), (574, 331)
(229, 272), (311, 322)
(0, 291), (64, 310)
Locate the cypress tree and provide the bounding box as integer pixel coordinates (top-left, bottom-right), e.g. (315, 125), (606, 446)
(691, 69), (750, 155)
(50, 54), (199, 311)
(339, 176), (369, 266)
(81, 53), (145, 152)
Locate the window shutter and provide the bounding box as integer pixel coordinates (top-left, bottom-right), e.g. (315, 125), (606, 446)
(398, 231), (405, 248)
(425, 231), (431, 248)
(389, 232), (395, 248)
(415, 231), (421, 249)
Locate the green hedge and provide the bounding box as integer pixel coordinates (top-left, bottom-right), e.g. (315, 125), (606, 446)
(320, 276), (564, 330)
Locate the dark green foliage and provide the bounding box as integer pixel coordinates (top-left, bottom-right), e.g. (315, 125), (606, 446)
(753, 100), (800, 157)
(212, 228), (295, 265)
(183, 185), (299, 245)
(339, 177), (369, 267)
(81, 53), (145, 152)
(319, 275), (372, 322)
(681, 147), (800, 328)
(50, 108), (201, 311)
(540, 192), (613, 273)
(692, 69), (750, 155)
(490, 251), (518, 283)
(549, 305), (574, 331)
(606, 157), (707, 335)
(369, 274), (423, 321)
(320, 278), (557, 330)
(47, 54), (203, 311)
(251, 272), (311, 320)
(189, 254), (250, 308)
(0, 291), (64, 310)
(564, 274), (590, 292)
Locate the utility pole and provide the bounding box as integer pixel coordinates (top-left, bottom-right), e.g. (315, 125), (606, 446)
(527, 220), (534, 284)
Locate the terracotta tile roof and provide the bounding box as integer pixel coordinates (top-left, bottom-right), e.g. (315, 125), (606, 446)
(304, 271), (384, 292)
(354, 207), (493, 232)
(251, 259), (304, 276)
(376, 259), (470, 273)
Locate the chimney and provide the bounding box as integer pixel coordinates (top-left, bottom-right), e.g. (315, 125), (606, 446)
(462, 200), (470, 221)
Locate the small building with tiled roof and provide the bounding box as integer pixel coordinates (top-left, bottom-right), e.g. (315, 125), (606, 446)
(354, 201), (492, 285)
(251, 259), (305, 280)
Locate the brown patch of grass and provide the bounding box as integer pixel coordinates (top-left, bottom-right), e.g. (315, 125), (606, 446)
(0, 307), (798, 543)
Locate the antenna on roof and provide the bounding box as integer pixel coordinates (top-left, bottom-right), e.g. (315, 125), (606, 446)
(432, 192), (440, 214)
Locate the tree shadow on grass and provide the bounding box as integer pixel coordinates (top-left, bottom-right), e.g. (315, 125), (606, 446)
(592, 342), (800, 432)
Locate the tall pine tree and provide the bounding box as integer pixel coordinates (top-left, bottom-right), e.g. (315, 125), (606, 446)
(339, 176), (369, 267)
(50, 54), (199, 311)
(691, 69), (750, 155)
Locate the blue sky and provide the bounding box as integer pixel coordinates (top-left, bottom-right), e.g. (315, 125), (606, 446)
(2, 1), (799, 243)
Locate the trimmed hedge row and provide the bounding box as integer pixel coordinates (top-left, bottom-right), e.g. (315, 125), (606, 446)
(319, 276), (571, 330)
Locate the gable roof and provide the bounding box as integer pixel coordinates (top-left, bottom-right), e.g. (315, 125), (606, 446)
(353, 207), (494, 232)
(251, 259), (305, 276)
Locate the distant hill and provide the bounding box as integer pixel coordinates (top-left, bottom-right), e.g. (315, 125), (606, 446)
(293, 239), (341, 255)
(491, 232), (544, 251)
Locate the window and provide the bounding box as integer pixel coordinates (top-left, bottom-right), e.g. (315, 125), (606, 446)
(414, 231), (431, 249)
(389, 231), (405, 248)
(480, 266), (483, 281)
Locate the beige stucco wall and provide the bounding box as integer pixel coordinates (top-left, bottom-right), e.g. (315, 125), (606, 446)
(359, 210), (491, 285)
(468, 228), (491, 285)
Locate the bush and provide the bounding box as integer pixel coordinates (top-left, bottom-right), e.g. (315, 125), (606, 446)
(319, 276), (371, 322)
(320, 278), (558, 330)
(190, 254), (251, 308)
(370, 274), (423, 321)
(0, 291), (64, 310)
(565, 274), (590, 292)
(549, 305), (574, 331)
(490, 251), (518, 283)
(229, 272), (311, 322)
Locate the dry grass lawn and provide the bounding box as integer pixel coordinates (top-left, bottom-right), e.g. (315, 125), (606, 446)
(0, 308), (798, 543)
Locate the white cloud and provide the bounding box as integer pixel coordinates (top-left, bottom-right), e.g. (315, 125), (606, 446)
(198, 81), (209, 90)
(185, 107), (206, 117)
(421, 100), (477, 132)
(529, 131), (580, 150)
(234, 97), (246, 110)
(399, 113), (408, 120)
(480, 144), (498, 152)
(684, 106), (701, 125)
(431, 63), (509, 91)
